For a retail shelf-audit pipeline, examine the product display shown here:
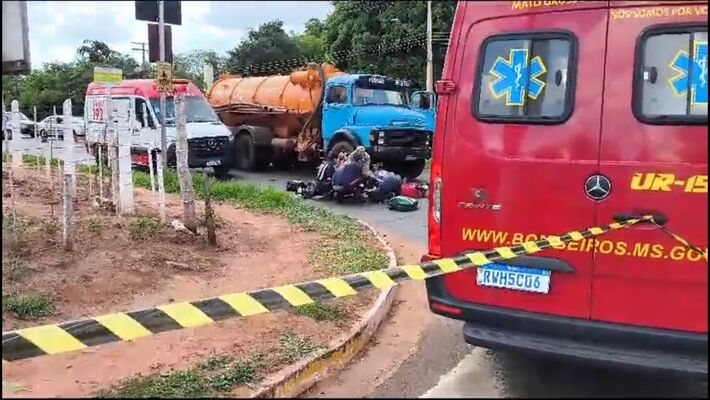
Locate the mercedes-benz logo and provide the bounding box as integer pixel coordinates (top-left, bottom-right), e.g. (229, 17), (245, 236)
(207, 139), (216, 148)
(585, 174), (612, 200)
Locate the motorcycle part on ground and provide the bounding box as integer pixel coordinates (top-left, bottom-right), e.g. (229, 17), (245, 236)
(388, 196), (419, 212)
(400, 182), (427, 198)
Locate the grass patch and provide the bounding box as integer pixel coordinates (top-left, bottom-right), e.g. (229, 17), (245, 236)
(128, 216), (161, 240)
(207, 356), (264, 393)
(197, 355), (234, 371)
(2, 293), (55, 319)
(311, 240), (389, 276)
(3, 257), (29, 281)
(98, 354), (265, 398)
(279, 331), (325, 363)
(294, 303), (346, 322)
(19, 154), (63, 169)
(41, 219), (60, 235)
(84, 216), (106, 234)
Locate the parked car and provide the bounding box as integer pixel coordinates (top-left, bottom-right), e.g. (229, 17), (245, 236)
(3, 111), (37, 139)
(37, 116), (85, 140)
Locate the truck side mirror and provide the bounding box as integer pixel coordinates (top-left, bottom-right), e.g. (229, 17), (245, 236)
(411, 91), (436, 110)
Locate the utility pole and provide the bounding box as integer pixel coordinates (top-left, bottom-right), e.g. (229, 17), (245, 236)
(158, 0), (167, 167)
(131, 41), (148, 68)
(426, 0), (433, 92)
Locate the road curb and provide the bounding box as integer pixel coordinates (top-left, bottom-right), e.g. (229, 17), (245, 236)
(250, 218), (399, 398)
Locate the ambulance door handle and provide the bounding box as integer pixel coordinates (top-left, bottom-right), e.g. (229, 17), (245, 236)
(613, 213), (668, 226)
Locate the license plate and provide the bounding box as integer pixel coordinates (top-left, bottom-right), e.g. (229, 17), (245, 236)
(476, 264), (551, 294)
(405, 155), (418, 161)
(206, 159), (221, 167)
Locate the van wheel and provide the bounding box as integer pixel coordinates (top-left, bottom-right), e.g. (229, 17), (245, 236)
(389, 160), (426, 180)
(212, 165), (232, 180)
(235, 134), (270, 171)
(329, 140), (355, 159)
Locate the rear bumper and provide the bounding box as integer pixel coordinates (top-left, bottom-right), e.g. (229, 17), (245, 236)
(368, 145), (430, 163)
(425, 273), (708, 377)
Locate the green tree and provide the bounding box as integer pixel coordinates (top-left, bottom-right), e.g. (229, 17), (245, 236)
(76, 39), (120, 63)
(2, 40), (139, 119)
(322, 0), (456, 88)
(173, 50), (226, 91)
(294, 18), (327, 62)
(225, 20), (303, 76)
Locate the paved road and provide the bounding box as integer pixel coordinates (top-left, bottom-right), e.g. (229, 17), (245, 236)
(7, 136), (707, 397)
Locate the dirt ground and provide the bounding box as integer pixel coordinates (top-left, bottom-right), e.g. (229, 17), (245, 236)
(1, 165), (378, 398)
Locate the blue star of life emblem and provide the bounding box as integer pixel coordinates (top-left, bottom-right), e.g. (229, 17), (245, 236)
(669, 41), (708, 106)
(489, 49), (547, 106)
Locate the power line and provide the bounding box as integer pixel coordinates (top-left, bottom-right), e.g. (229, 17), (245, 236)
(131, 41), (148, 67)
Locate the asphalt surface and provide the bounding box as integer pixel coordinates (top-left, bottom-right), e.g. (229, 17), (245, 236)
(6, 135), (708, 398)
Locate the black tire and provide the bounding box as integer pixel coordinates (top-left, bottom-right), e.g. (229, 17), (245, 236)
(329, 140), (355, 159)
(272, 153), (296, 170)
(212, 165), (232, 180)
(235, 134), (270, 171)
(387, 159), (426, 180)
(40, 130), (48, 140)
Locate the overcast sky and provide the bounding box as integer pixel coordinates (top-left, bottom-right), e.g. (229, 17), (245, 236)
(27, 1), (334, 69)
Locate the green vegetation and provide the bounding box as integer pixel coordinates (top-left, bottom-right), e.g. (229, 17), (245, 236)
(98, 354), (265, 398)
(41, 219), (60, 235)
(278, 331), (326, 363)
(2, 293), (55, 319)
(294, 303), (346, 322)
(128, 216), (162, 240)
(85, 216), (106, 234)
(3, 257), (29, 281)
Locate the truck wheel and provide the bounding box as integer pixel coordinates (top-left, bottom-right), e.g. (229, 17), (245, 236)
(390, 160), (426, 180)
(330, 140), (355, 159)
(235, 134), (270, 171)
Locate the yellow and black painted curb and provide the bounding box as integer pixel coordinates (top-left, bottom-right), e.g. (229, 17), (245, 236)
(2, 215), (703, 363)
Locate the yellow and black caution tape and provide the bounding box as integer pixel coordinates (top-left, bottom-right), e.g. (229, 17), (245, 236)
(2, 215), (704, 363)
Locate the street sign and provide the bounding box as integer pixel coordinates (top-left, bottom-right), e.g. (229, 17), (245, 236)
(156, 62), (173, 92)
(135, 1), (181, 25)
(93, 67), (123, 84)
(148, 23), (173, 63)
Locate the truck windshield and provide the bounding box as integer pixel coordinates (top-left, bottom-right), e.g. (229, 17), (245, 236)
(149, 96), (220, 125)
(352, 86), (407, 107)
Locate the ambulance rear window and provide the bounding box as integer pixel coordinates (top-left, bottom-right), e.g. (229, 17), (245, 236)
(634, 26), (707, 124)
(473, 32), (576, 124)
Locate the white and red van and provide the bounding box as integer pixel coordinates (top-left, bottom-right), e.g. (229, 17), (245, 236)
(85, 79), (234, 176)
(426, 1), (707, 376)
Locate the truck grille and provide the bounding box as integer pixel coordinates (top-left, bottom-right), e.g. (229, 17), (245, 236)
(383, 130), (430, 147)
(188, 136), (230, 157)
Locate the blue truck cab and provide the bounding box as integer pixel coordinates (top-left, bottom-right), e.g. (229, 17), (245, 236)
(321, 74), (436, 179)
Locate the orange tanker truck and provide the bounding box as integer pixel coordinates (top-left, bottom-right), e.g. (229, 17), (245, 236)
(206, 63), (436, 179)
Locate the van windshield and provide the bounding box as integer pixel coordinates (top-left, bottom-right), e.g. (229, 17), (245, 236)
(149, 96), (220, 125)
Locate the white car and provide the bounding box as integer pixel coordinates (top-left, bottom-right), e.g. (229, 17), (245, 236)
(3, 111), (37, 139)
(37, 116), (86, 140)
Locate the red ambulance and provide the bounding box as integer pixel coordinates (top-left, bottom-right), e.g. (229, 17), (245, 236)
(425, 1), (707, 376)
